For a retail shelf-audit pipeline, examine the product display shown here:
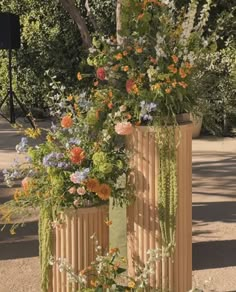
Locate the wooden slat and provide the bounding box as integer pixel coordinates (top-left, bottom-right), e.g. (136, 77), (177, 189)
(127, 123), (192, 292)
(50, 206), (109, 291)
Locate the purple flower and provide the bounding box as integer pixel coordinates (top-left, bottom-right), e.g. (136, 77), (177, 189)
(140, 101), (158, 121)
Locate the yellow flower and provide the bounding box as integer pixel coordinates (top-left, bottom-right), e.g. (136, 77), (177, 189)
(115, 53), (123, 60)
(14, 189), (21, 201)
(77, 72), (82, 80)
(128, 281), (136, 288)
(24, 128), (41, 139)
(46, 134), (54, 142)
(151, 83), (161, 90)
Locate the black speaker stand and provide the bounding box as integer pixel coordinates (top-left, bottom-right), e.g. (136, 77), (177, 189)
(0, 49), (35, 128)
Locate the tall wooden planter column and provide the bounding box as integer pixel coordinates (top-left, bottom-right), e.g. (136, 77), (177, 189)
(49, 205), (109, 292)
(127, 119), (192, 292)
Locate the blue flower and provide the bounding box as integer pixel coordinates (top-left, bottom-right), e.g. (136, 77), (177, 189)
(15, 137), (28, 153)
(68, 138), (81, 145)
(70, 168), (90, 184)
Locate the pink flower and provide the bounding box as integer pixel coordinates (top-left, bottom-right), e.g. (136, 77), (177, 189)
(96, 67), (106, 80)
(126, 79), (135, 93)
(115, 122), (133, 135)
(77, 187), (86, 195)
(68, 187), (77, 194)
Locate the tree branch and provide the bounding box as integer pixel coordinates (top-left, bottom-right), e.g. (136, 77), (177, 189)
(85, 0), (98, 31)
(59, 0), (92, 48)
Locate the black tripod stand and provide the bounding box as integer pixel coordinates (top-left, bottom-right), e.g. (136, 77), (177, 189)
(0, 49), (35, 128)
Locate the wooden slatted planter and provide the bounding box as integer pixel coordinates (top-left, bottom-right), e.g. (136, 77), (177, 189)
(49, 205), (109, 292)
(127, 120), (192, 292)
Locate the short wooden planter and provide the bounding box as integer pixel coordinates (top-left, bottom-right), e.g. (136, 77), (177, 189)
(127, 121), (192, 292)
(49, 205), (109, 292)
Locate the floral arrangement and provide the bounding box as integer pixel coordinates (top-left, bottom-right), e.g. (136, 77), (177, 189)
(1, 0), (215, 291)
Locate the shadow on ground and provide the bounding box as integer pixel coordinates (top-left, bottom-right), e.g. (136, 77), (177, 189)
(193, 240), (236, 270)
(0, 221), (39, 260)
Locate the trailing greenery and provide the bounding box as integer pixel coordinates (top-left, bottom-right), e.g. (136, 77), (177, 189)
(157, 125), (178, 253)
(39, 204), (53, 292)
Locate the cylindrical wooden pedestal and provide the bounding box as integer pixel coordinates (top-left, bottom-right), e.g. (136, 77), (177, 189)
(50, 205), (109, 292)
(127, 123), (192, 292)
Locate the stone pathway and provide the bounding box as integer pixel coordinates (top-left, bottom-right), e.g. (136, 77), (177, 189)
(1, 118), (236, 291)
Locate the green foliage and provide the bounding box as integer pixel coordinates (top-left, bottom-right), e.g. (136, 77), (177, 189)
(0, 0), (82, 109)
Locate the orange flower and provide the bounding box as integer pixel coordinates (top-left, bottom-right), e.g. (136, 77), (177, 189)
(185, 62), (192, 69)
(137, 13), (144, 20)
(149, 56), (157, 64)
(108, 102), (113, 109)
(109, 247), (119, 255)
(165, 88), (172, 94)
(97, 184), (111, 200)
(172, 55), (179, 63)
(67, 95), (73, 101)
(123, 50), (128, 56)
(77, 72), (82, 80)
(168, 64), (177, 74)
(151, 83), (161, 90)
(178, 81), (188, 88)
(70, 147), (85, 164)
(21, 177), (31, 194)
(115, 53), (123, 60)
(86, 178), (100, 192)
(61, 115), (73, 128)
(122, 65), (129, 72)
(126, 113), (132, 120)
(179, 68), (187, 78)
(136, 47), (143, 53)
(108, 90), (113, 98)
(105, 218), (112, 226)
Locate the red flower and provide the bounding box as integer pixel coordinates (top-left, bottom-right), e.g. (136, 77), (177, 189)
(126, 79), (135, 94)
(70, 147), (85, 164)
(96, 67), (106, 80)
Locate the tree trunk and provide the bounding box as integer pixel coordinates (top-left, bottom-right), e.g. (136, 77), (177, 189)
(116, 0), (124, 45)
(59, 0), (92, 48)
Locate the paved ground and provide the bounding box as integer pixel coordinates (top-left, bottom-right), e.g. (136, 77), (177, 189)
(0, 118), (236, 291)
